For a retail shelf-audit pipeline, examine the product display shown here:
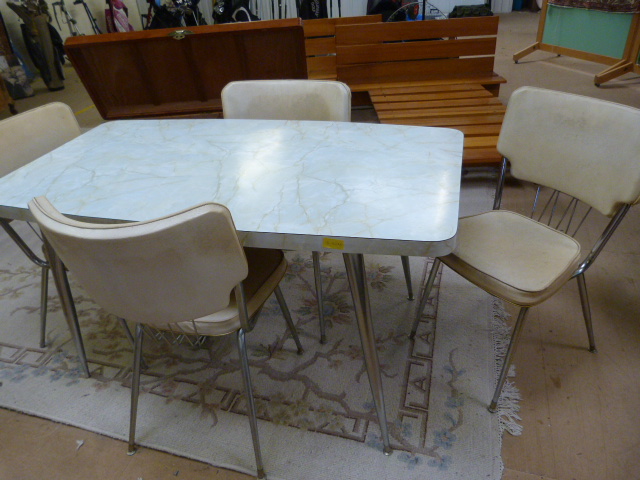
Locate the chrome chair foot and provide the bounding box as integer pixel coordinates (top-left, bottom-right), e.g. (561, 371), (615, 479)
(487, 402), (498, 414)
(127, 446), (137, 456)
(383, 446), (393, 456)
(237, 329), (266, 479)
(490, 307), (529, 412)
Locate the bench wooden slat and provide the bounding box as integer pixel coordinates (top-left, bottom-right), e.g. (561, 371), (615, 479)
(381, 114), (506, 128)
(304, 15), (382, 80)
(349, 74), (506, 92)
(306, 37), (337, 56)
(339, 57), (497, 85)
(303, 15), (380, 37)
(463, 148), (502, 165)
(376, 103), (506, 120)
(369, 84), (487, 96)
(335, 16), (499, 45)
(337, 37), (497, 65)
(374, 96), (503, 112)
(306, 56), (336, 79)
(464, 136), (500, 148)
(370, 89), (494, 103)
(451, 124), (502, 136)
(350, 75), (506, 93)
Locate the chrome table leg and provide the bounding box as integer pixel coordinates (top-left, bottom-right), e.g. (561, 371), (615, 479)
(343, 252), (392, 455)
(312, 251), (327, 343)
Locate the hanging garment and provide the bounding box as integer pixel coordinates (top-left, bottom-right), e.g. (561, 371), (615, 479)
(212, 0), (259, 22)
(0, 55), (34, 99)
(297, 0), (328, 19)
(147, 0), (206, 28)
(8, 2), (64, 91)
(105, 0), (134, 33)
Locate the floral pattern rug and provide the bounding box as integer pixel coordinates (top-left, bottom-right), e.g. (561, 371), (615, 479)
(0, 185), (516, 480)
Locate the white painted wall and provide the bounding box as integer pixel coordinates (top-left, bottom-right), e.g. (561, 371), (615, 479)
(491, 0), (513, 13)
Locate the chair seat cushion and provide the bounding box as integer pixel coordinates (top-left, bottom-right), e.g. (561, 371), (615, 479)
(442, 210), (582, 306)
(173, 248), (287, 336)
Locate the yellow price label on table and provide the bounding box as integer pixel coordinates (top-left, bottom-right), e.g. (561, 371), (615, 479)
(322, 238), (345, 250)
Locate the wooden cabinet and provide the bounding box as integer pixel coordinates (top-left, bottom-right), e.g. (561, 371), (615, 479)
(65, 19), (307, 119)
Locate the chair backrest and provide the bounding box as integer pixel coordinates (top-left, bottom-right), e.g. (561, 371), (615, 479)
(497, 86), (640, 217)
(0, 103), (81, 178)
(28, 197), (248, 327)
(221, 79), (352, 122)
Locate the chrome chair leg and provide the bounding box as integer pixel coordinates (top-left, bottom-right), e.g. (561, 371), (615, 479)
(39, 265), (49, 348)
(274, 285), (304, 355)
(489, 306), (529, 413)
(43, 238), (90, 377)
(128, 323), (144, 455)
(410, 258), (441, 339)
(401, 255), (414, 300)
(120, 317), (135, 345)
(119, 317), (149, 369)
(1, 219), (52, 348)
(576, 273), (597, 353)
(312, 251), (327, 344)
(237, 329), (266, 479)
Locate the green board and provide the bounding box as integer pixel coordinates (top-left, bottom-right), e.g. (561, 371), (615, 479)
(542, 5), (633, 59)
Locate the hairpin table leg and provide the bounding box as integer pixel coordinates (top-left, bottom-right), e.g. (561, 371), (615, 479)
(343, 252), (392, 455)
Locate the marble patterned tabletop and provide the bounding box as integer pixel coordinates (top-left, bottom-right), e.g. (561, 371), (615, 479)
(0, 119), (463, 256)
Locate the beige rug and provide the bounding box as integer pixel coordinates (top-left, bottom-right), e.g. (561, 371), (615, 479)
(0, 179), (519, 480)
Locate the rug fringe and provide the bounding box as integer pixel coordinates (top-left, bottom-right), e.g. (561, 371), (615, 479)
(491, 298), (523, 436)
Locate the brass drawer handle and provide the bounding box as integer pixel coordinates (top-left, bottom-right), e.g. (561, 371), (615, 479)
(169, 29), (193, 40)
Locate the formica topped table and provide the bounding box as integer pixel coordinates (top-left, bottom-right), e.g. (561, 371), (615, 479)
(0, 118), (463, 454)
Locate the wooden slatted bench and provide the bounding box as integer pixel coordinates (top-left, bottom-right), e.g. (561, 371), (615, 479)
(304, 15), (382, 80)
(334, 16), (507, 167)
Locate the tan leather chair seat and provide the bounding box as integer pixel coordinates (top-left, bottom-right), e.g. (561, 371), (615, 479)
(443, 210), (581, 306)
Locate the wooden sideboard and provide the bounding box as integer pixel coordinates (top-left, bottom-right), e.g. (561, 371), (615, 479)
(65, 19), (307, 119)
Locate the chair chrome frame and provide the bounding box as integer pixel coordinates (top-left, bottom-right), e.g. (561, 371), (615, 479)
(0, 102), (81, 348)
(29, 198), (303, 479)
(1, 218), (50, 347)
(127, 282), (302, 479)
(412, 157), (635, 412)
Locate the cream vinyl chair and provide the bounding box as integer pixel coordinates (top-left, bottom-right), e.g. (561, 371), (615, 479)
(411, 86), (640, 413)
(222, 79), (414, 343)
(29, 197), (304, 479)
(0, 102), (81, 347)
